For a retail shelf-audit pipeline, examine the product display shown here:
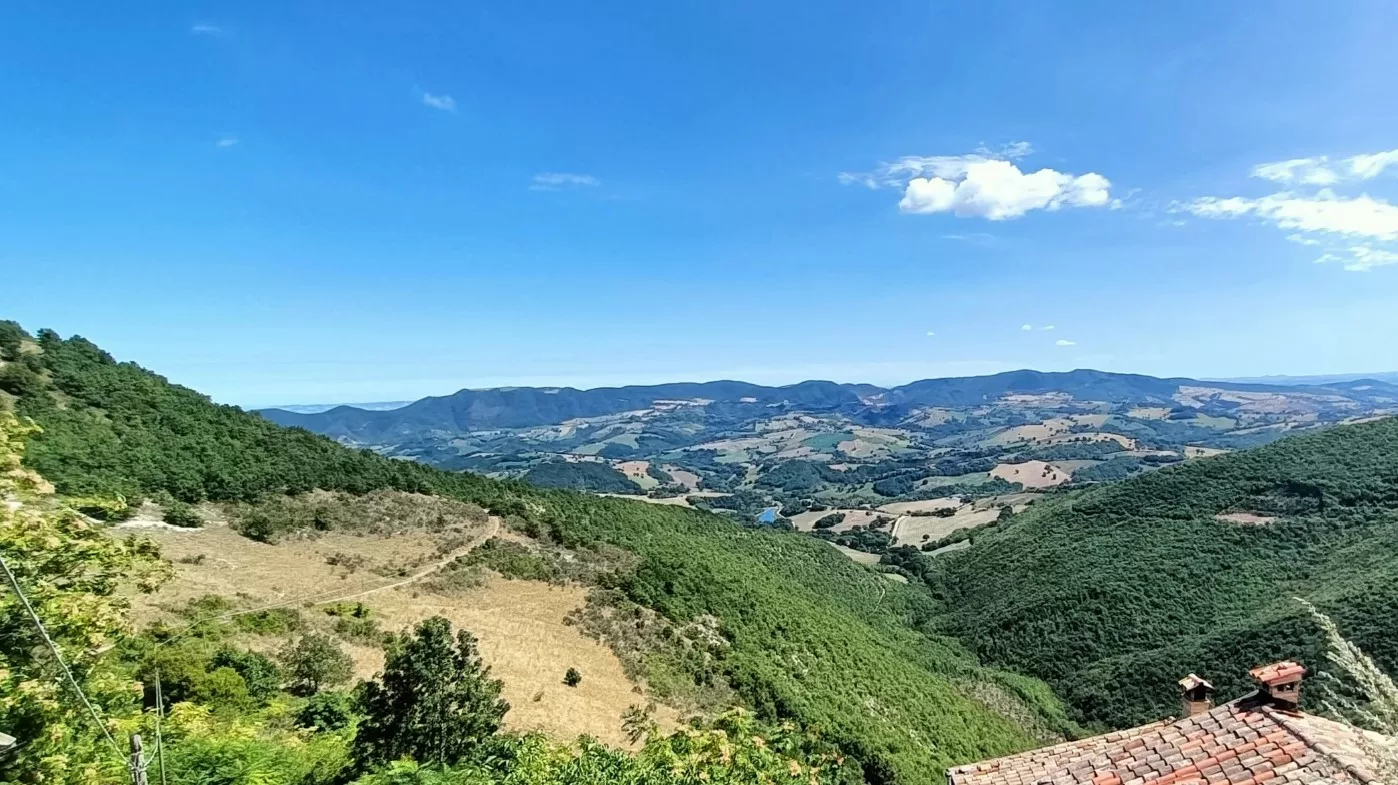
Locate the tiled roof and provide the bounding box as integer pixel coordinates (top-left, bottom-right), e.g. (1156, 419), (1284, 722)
(947, 694), (1397, 785)
(1251, 662), (1306, 686)
(1179, 674), (1214, 692)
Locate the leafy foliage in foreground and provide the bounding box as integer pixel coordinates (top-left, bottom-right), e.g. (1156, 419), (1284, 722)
(938, 416), (1398, 728)
(6, 322), (1082, 783)
(0, 413), (169, 785)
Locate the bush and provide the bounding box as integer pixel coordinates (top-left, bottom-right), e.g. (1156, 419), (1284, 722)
(563, 667), (582, 687)
(296, 690), (357, 732)
(210, 646), (282, 701)
(162, 499), (204, 528)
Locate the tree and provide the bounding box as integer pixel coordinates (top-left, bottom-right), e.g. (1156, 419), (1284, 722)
(354, 616), (508, 770)
(0, 414), (169, 784)
(563, 667), (582, 687)
(279, 632), (352, 695)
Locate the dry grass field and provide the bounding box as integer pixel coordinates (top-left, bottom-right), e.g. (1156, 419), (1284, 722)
(891, 506), (999, 544)
(118, 518), (675, 748)
(1185, 445), (1229, 458)
(990, 460), (1070, 488)
(615, 460), (659, 489)
(1127, 407), (1172, 420)
(876, 498), (961, 515)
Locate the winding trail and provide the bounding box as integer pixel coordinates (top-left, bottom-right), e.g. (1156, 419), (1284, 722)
(321, 514), (501, 604)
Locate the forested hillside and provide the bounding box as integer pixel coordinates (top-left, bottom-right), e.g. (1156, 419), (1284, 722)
(936, 416), (1398, 728)
(0, 322), (1078, 784)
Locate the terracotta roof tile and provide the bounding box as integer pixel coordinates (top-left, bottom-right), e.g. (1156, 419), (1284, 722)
(1250, 662), (1306, 686)
(946, 694), (1395, 785)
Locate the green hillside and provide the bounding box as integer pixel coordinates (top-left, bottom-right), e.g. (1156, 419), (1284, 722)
(0, 323), (1078, 784)
(936, 416), (1398, 728)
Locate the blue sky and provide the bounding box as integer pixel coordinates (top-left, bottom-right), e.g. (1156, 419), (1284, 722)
(5, 1), (1398, 407)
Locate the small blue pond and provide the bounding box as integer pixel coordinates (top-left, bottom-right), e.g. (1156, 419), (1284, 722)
(756, 507), (779, 523)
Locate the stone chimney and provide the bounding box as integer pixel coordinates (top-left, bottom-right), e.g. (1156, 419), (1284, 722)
(1250, 660), (1305, 709)
(1178, 673), (1215, 717)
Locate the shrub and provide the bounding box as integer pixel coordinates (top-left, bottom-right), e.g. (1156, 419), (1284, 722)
(563, 667), (582, 687)
(162, 500), (204, 528)
(210, 646), (282, 701)
(296, 690), (357, 732)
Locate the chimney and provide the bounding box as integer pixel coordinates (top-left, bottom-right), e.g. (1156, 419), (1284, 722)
(1250, 660), (1305, 709)
(1178, 673), (1215, 717)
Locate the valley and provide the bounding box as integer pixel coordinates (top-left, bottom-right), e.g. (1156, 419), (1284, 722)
(260, 370), (1398, 561)
(6, 319), (1398, 785)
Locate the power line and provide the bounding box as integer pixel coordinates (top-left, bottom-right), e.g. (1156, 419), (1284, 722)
(0, 551), (124, 758)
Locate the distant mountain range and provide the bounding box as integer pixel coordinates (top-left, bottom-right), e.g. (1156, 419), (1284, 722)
(267, 400), (413, 415)
(1214, 371), (1398, 386)
(257, 369), (1398, 439)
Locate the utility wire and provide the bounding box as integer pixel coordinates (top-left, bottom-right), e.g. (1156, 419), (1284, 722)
(0, 551), (124, 758)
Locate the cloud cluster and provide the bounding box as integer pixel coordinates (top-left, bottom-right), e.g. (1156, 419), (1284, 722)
(422, 93), (456, 112)
(1179, 148), (1398, 271)
(216, 135), (239, 148)
(530, 172), (600, 191)
(191, 23), (222, 35)
(840, 143), (1114, 221)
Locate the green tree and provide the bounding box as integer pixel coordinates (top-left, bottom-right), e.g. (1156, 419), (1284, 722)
(279, 632), (352, 695)
(563, 667), (582, 687)
(354, 616), (509, 770)
(0, 414), (169, 784)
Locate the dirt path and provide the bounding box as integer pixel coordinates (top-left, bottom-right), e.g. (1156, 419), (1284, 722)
(321, 515), (500, 605)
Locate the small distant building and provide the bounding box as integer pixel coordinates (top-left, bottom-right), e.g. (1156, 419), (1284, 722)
(947, 661), (1397, 785)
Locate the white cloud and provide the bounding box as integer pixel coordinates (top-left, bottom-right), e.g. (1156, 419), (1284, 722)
(1040, 325), (1055, 331)
(216, 135), (238, 148)
(1347, 150), (1398, 180)
(1055, 339), (1077, 347)
(1251, 148), (1398, 185)
(1252, 157), (1339, 186)
(530, 172), (600, 191)
(1179, 149), (1398, 273)
(1182, 190), (1398, 241)
(1319, 245), (1398, 272)
(1020, 324), (1033, 331)
(422, 93), (456, 112)
(925, 331), (937, 337)
(898, 160), (1111, 220)
(191, 23), (222, 35)
(841, 143), (1114, 221)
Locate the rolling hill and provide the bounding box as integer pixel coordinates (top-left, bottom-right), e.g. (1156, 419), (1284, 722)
(0, 321), (1079, 784)
(254, 368), (1398, 553)
(932, 415), (1398, 729)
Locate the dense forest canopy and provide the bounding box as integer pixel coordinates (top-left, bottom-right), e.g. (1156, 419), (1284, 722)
(935, 415), (1398, 727)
